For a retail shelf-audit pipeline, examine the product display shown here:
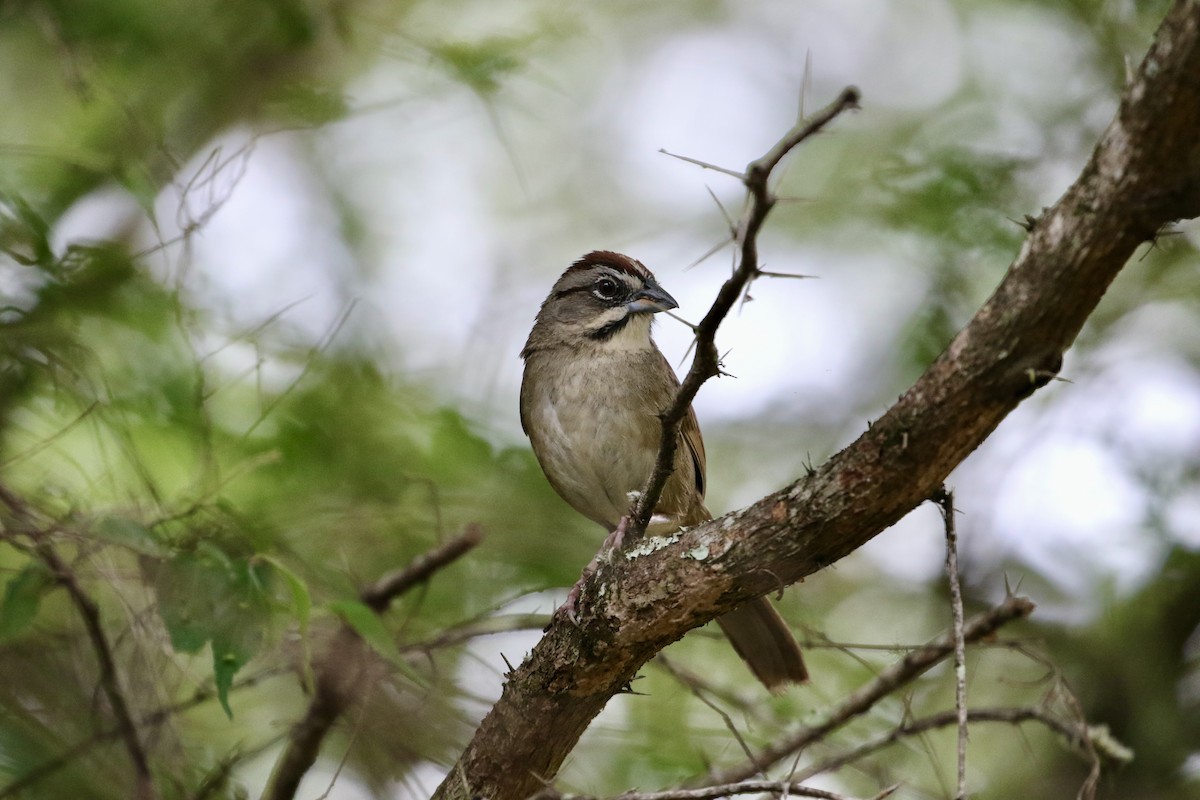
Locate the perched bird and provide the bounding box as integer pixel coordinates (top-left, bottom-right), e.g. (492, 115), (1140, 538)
(520, 250), (807, 690)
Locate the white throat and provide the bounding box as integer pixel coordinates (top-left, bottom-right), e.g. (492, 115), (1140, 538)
(597, 312), (655, 353)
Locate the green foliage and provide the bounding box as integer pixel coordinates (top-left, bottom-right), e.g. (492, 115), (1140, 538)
(0, 562), (52, 642)
(151, 542), (273, 717)
(430, 36), (531, 95)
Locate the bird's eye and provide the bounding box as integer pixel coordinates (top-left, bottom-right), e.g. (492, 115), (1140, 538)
(593, 277), (622, 300)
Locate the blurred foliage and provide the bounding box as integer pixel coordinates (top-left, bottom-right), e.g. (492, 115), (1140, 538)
(1, 1), (1198, 799)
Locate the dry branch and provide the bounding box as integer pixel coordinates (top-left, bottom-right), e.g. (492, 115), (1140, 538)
(630, 86), (861, 537)
(933, 488), (968, 799)
(698, 596), (1033, 785)
(433, 5), (1200, 799)
(534, 779), (891, 800)
(791, 706), (1101, 785)
(0, 484), (157, 800)
(261, 525), (484, 800)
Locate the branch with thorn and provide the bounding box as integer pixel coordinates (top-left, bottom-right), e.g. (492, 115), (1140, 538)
(696, 595), (1034, 786)
(932, 487), (969, 800)
(436, 8), (1200, 796)
(533, 779), (898, 800)
(629, 86), (861, 538)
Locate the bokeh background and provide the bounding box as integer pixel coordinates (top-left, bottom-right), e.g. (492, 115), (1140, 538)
(1, 1), (1198, 798)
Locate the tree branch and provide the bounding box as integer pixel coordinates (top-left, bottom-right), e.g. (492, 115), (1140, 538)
(535, 779), (892, 800)
(433, 4), (1200, 798)
(933, 488), (968, 799)
(790, 706), (1103, 785)
(0, 484), (158, 800)
(697, 596), (1033, 785)
(0, 667), (288, 799)
(260, 525), (484, 800)
(630, 86), (861, 536)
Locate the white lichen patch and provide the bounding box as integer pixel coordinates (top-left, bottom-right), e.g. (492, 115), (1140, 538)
(684, 544), (709, 561)
(626, 533), (680, 558)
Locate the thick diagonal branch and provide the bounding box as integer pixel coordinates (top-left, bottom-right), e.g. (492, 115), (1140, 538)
(433, 4), (1200, 799)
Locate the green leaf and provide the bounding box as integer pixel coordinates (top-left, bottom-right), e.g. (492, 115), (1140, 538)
(270, 85), (349, 126)
(0, 563), (53, 642)
(93, 515), (169, 557)
(255, 555), (314, 687)
(152, 543), (271, 717)
(431, 37), (527, 95)
(328, 599), (423, 685)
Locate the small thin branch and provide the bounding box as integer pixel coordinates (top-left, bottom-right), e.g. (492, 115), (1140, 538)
(261, 525), (484, 800)
(696, 595), (1034, 786)
(361, 524), (484, 612)
(630, 86), (860, 537)
(538, 778), (883, 800)
(0, 667), (288, 799)
(403, 613), (547, 652)
(653, 655), (762, 773)
(653, 654), (758, 714)
(0, 484), (157, 800)
(792, 706), (1102, 783)
(933, 487), (968, 799)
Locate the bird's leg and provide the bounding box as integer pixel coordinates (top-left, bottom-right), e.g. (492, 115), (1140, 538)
(602, 514), (631, 554)
(551, 516), (631, 627)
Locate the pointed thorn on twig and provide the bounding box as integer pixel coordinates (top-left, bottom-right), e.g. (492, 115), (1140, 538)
(686, 237), (734, 271)
(658, 148), (746, 180)
(705, 184), (737, 232)
(759, 270), (818, 280)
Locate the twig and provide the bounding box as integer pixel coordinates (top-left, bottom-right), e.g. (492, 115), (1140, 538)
(537, 778), (884, 800)
(653, 654), (757, 714)
(0, 484), (158, 800)
(261, 525), (484, 800)
(402, 613), (547, 652)
(0, 667), (288, 798)
(933, 487), (968, 798)
(791, 706), (1102, 783)
(653, 655), (762, 773)
(695, 595), (1034, 786)
(629, 86), (860, 537)
(362, 524), (484, 612)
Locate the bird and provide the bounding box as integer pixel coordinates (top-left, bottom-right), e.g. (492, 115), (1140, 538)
(519, 250), (808, 690)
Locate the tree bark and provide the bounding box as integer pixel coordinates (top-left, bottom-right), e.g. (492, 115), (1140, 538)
(433, 3), (1200, 798)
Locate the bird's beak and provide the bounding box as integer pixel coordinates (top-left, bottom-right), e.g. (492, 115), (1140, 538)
(626, 280), (678, 314)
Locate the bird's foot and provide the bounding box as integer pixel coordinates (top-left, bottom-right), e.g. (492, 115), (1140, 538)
(602, 515), (631, 557)
(548, 517), (632, 629)
(550, 564), (593, 628)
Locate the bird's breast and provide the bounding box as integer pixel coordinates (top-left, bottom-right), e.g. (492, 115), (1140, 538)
(522, 350), (661, 529)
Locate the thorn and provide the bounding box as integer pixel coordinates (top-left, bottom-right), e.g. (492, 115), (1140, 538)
(798, 50), (813, 122)
(704, 184), (737, 232)
(685, 237), (733, 271)
(759, 270), (818, 280)
(658, 148), (745, 180)
(1008, 214), (1038, 232)
(663, 310), (699, 334)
